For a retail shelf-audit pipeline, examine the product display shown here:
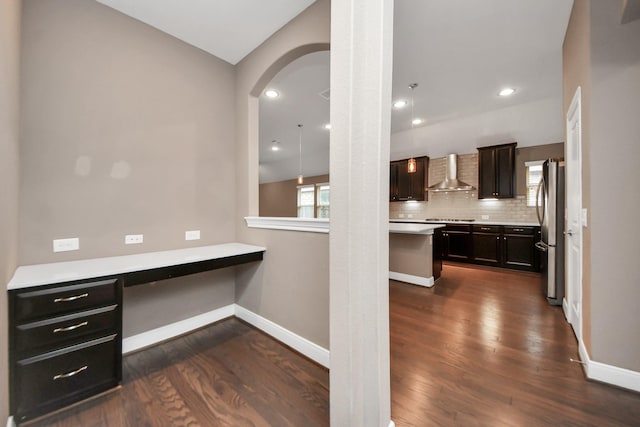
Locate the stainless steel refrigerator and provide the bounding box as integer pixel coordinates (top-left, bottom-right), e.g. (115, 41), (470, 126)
(535, 159), (565, 305)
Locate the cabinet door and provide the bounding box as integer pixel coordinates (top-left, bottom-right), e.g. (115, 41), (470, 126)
(495, 144), (515, 198)
(395, 157), (427, 201)
(478, 148), (496, 198)
(503, 234), (536, 270)
(444, 231), (471, 261)
(389, 162), (399, 201)
(472, 232), (501, 266)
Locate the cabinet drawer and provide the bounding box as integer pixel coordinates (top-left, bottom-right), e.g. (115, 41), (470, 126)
(504, 226), (535, 235)
(14, 278), (118, 321)
(473, 225), (501, 233)
(445, 224), (472, 232)
(15, 305), (118, 355)
(14, 334), (120, 422)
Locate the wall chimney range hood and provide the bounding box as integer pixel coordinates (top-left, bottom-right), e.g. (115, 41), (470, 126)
(428, 154), (475, 192)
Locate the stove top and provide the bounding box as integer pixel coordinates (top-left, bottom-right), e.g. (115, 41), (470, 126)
(425, 218), (476, 222)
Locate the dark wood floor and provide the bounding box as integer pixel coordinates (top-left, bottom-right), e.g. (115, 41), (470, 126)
(26, 319), (329, 427)
(27, 262), (640, 426)
(390, 262), (640, 426)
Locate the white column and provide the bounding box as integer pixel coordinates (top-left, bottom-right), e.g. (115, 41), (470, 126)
(329, 0), (394, 426)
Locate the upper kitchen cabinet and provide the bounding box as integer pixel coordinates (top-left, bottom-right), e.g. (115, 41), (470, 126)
(477, 143), (517, 199)
(390, 156), (429, 202)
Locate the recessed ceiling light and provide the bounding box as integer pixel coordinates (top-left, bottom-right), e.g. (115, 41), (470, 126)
(324, 123), (331, 130)
(271, 140), (280, 151)
(412, 118), (423, 125)
(393, 100), (408, 109)
(499, 88), (515, 97)
(265, 89), (279, 98)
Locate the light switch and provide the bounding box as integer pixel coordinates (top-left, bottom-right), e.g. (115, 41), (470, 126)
(581, 208), (588, 227)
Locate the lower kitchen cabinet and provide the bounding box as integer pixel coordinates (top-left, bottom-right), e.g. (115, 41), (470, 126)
(439, 223), (540, 272)
(471, 225), (502, 267)
(442, 224), (472, 261)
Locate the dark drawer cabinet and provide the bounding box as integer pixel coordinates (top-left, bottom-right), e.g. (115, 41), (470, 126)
(441, 224), (472, 261)
(10, 278), (122, 423)
(472, 225), (501, 266)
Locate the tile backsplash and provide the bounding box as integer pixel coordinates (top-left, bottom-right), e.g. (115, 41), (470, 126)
(390, 153), (538, 223)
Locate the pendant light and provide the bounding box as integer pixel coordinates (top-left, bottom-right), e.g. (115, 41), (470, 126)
(408, 83), (418, 174)
(297, 124), (304, 184)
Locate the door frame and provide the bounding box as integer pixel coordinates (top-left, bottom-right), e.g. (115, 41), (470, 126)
(564, 86), (583, 343)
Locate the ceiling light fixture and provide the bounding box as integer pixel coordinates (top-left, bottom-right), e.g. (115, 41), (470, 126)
(271, 140), (280, 151)
(265, 89), (279, 98)
(408, 83), (419, 174)
(499, 87), (515, 97)
(324, 123), (331, 130)
(297, 124), (304, 184)
(394, 100), (408, 109)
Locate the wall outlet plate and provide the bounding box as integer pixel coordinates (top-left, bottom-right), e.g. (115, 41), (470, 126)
(53, 238), (79, 252)
(481, 215), (489, 220)
(185, 230), (201, 240)
(125, 234), (144, 244)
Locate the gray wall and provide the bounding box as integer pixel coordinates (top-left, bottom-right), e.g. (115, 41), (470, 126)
(235, 0), (331, 349)
(588, 0), (640, 372)
(19, 0), (237, 335)
(0, 0), (21, 420)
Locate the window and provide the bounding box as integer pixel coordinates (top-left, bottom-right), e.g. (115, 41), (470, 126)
(297, 183), (330, 218)
(526, 161), (544, 207)
(297, 185), (315, 218)
(316, 183), (330, 218)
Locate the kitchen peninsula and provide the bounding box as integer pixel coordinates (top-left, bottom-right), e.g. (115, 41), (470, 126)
(389, 222), (445, 287)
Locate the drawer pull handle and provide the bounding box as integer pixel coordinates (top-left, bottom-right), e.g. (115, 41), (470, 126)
(54, 293), (88, 303)
(481, 227), (491, 231)
(53, 321), (88, 333)
(513, 228), (524, 232)
(53, 365), (88, 380)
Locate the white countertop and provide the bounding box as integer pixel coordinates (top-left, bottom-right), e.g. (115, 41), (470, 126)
(390, 219), (539, 227)
(7, 243), (266, 290)
(389, 223), (445, 235)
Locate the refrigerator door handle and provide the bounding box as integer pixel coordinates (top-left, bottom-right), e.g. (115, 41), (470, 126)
(535, 241), (548, 252)
(536, 176), (546, 226)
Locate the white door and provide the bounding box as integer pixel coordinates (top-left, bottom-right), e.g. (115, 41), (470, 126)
(565, 87), (583, 341)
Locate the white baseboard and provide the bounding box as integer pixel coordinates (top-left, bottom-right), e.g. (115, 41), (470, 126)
(578, 338), (640, 393)
(122, 304), (235, 354)
(389, 271), (434, 288)
(234, 304), (330, 368)
(121, 303), (330, 369)
(7, 416), (15, 427)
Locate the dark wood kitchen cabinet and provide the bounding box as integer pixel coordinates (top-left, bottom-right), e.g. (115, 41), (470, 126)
(477, 143), (516, 199)
(502, 226), (540, 271)
(471, 225), (502, 267)
(468, 224), (540, 271)
(9, 278), (123, 423)
(442, 224), (472, 261)
(390, 156), (429, 201)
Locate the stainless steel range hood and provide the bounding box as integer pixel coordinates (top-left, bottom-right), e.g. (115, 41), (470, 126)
(428, 154), (475, 192)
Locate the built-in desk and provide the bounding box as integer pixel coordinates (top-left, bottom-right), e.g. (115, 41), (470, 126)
(7, 243), (265, 424)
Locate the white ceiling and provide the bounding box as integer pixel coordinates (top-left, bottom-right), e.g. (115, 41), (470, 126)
(95, 0), (315, 65)
(95, 0), (575, 183)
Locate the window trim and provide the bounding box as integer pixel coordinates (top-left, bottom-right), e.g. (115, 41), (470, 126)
(525, 160), (544, 207)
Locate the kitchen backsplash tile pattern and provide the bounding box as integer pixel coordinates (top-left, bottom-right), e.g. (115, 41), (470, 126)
(390, 153), (538, 223)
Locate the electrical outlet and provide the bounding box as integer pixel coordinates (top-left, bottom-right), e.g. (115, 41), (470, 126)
(481, 215), (489, 220)
(125, 234), (143, 244)
(53, 238), (79, 252)
(407, 214), (414, 218)
(185, 230), (201, 241)
(398, 213), (405, 218)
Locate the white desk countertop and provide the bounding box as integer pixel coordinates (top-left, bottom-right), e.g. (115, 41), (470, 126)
(7, 243), (266, 291)
(389, 223), (445, 235)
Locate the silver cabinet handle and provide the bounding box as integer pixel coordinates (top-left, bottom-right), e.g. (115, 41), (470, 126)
(513, 228), (524, 232)
(481, 227), (491, 231)
(53, 365), (88, 380)
(54, 293), (88, 303)
(53, 321), (88, 333)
